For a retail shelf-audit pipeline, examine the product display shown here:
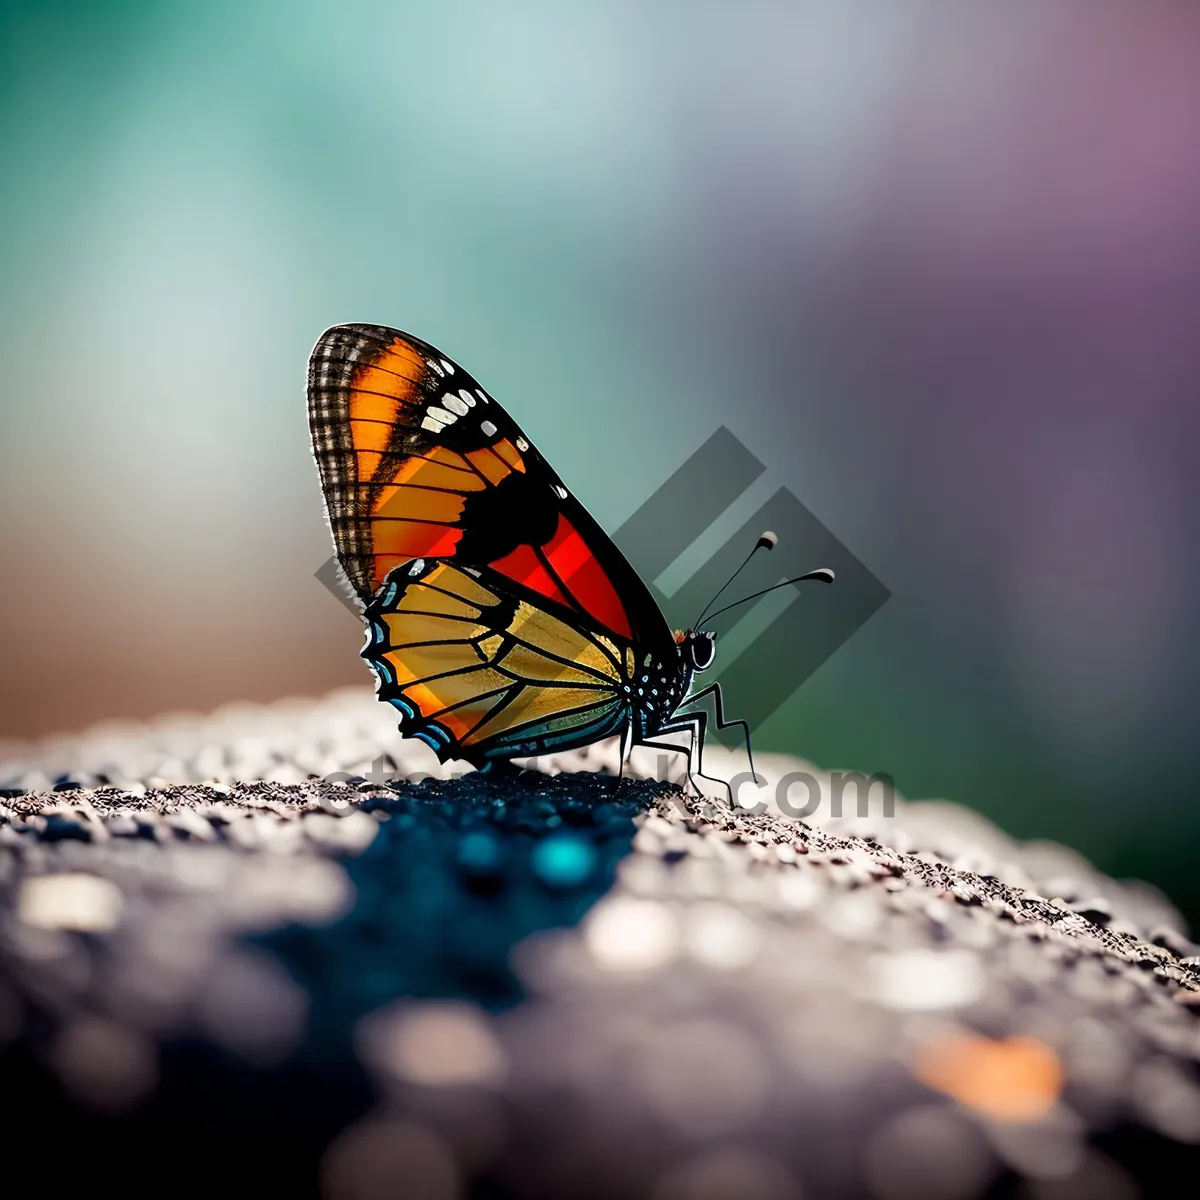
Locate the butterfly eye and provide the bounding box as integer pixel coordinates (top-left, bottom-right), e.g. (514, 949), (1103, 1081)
(688, 635), (716, 672)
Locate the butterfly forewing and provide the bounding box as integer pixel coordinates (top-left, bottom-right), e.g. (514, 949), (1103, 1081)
(308, 324), (665, 647)
(309, 324), (525, 598)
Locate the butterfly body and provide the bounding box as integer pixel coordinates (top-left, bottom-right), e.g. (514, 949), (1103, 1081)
(308, 323), (776, 786)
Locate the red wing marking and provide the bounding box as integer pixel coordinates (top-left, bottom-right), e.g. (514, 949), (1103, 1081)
(544, 513), (633, 639)
(490, 543), (574, 609)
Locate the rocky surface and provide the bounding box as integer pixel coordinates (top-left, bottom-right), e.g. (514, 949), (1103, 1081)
(2, 686), (1200, 1198)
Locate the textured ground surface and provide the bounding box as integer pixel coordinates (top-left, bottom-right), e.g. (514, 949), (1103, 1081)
(2, 687), (1200, 1199)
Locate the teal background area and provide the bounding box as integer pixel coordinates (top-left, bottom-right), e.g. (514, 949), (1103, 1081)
(2, 2), (1199, 922)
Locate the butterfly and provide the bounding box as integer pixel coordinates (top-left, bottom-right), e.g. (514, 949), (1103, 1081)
(307, 323), (833, 790)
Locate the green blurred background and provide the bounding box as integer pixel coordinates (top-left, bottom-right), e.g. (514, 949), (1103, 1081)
(2, 2), (1199, 922)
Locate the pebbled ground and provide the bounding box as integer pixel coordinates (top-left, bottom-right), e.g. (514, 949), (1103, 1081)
(2, 686), (1199, 1199)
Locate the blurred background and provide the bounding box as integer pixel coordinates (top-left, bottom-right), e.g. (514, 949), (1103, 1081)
(2, 1), (1199, 920)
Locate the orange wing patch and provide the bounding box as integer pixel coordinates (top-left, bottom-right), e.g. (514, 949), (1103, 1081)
(363, 447), (488, 583)
(390, 449), (482, 492)
(309, 326), (546, 602)
(347, 337), (428, 480)
(354, 336), (427, 399)
(491, 438), (526, 472)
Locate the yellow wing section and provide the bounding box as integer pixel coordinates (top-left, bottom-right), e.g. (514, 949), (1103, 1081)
(363, 560), (631, 761)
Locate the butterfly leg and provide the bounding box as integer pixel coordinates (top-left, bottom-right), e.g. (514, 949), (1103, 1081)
(644, 710), (732, 802)
(673, 682), (757, 782)
(634, 735), (696, 792)
(618, 721), (635, 780)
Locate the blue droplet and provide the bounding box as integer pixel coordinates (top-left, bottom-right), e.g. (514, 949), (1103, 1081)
(532, 833), (596, 888)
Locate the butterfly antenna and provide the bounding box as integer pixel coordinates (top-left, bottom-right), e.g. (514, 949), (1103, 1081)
(694, 530), (779, 630)
(705, 567), (835, 624)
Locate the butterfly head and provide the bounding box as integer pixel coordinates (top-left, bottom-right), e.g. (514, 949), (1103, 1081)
(676, 629), (717, 673)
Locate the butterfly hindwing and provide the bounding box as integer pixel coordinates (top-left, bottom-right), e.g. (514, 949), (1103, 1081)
(308, 324), (664, 647)
(364, 559), (630, 762)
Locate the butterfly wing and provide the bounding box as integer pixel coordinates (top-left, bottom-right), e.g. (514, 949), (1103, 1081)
(308, 323), (679, 763)
(308, 323), (668, 648)
(363, 558), (635, 762)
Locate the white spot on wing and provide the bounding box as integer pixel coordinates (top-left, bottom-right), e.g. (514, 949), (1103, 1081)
(481, 419), (498, 437)
(515, 437), (529, 451)
(421, 414), (446, 432)
(440, 359), (454, 374)
(475, 389), (489, 404)
(443, 394), (469, 416)
(428, 360), (444, 377)
(427, 405), (455, 425)
(409, 558), (425, 575)
(553, 484), (568, 499)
